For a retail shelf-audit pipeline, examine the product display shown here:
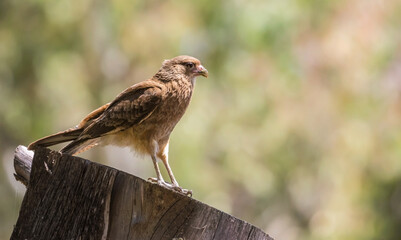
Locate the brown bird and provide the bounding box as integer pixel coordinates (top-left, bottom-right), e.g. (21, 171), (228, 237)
(28, 55), (208, 195)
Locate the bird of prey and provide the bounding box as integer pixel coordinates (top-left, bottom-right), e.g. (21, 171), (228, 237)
(28, 55), (208, 196)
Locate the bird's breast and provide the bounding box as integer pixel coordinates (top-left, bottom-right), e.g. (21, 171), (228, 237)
(135, 80), (193, 137)
(101, 79), (194, 155)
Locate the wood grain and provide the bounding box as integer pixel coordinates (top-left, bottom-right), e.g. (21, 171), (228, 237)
(11, 146), (273, 240)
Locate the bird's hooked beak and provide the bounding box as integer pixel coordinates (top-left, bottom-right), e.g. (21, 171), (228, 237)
(195, 65), (208, 78)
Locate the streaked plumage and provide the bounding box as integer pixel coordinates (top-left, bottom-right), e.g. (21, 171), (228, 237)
(28, 55), (208, 195)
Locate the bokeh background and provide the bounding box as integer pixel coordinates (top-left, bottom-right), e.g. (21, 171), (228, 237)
(1, 0), (401, 239)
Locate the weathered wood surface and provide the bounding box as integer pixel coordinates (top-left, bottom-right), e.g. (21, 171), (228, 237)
(13, 145), (33, 186)
(12, 146), (273, 240)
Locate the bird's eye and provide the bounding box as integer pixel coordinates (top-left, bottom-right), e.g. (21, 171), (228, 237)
(185, 62), (195, 68)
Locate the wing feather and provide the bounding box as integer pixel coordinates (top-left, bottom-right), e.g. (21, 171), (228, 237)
(60, 82), (163, 154)
(83, 85), (162, 138)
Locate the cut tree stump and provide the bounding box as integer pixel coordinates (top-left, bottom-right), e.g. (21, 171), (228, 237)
(11, 146), (273, 240)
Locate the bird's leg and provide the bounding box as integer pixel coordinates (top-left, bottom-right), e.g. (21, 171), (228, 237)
(148, 155), (165, 184)
(163, 157), (179, 187)
(149, 140), (192, 196)
(148, 155), (182, 192)
(159, 152), (192, 197)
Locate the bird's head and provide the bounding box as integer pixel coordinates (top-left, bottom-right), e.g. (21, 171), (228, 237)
(155, 55), (208, 83)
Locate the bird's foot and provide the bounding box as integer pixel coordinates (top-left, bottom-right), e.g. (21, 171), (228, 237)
(171, 185), (192, 197)
(148, 177), (163, 185)
(147, 178), (192, 197)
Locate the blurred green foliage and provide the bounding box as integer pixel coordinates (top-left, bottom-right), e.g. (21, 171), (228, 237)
(1, 0), (401, 239)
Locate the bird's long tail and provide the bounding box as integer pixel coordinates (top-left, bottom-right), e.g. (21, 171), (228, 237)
(27, 103), (110, 154)
(60, 138), (100, 155)
(28, 128), (83, 150)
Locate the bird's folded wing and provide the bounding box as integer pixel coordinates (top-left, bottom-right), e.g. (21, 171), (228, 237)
(79, 83), (163, 139)
(77, 102), (111, 128)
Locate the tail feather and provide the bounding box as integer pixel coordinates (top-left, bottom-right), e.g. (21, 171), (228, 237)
(60, 138), (100, 155)
(28, 128), (83, 150)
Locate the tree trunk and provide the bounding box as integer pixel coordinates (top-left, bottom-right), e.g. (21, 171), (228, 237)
(11, 146), (273, 240)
